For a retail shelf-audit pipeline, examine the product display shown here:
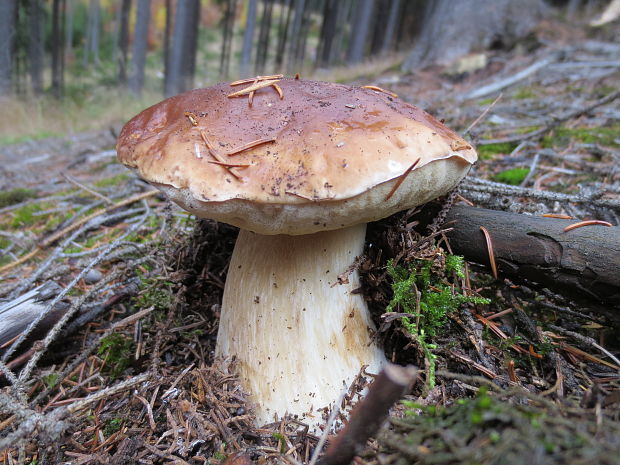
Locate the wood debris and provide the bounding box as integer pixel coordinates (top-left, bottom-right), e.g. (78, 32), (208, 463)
(361, 85), (398, 98)
(227, 75), (284, 107)
(384, 158), (421, 201)
(563, 219), (613, 232)
(478, 225), (498, 279)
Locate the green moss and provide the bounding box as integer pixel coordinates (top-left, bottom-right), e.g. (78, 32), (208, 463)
(389, 386), (613, 464)
(0, 131), (61, 147)
(542, 126), (620, 148)
(513, 88), (536, 99)
(97, 333), (133, 378)
(0, 188), (37, 208)
(9, 203), (45, 228)
(41, 373), (59, 389)
(94, 173), (130, 188)
(477, 142), (518, 160)
(386, 256), (490, 387)
(493, 167), (530, 185)
(103, 417), (125, 436)
(445, 255), (466, 279)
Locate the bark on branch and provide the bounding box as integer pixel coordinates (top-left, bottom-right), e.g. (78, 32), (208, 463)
(444, 205), (620, 306)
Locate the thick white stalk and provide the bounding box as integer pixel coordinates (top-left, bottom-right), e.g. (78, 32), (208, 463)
(216, 224), (386, 429)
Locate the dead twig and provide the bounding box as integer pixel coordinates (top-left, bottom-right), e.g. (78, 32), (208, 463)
(464, 55), (556, 100)
(0, 190), (159, 273)
(478, 226), (498, 280)
(384, 159), (421, 201)
(478, 89), (620, 145)
(61, 173), (114, 205)
(318, 364), (418, 465)
(462, 93), (503, 136)
(563, 220), (613, 232)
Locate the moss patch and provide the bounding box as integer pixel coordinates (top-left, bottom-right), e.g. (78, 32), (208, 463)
(493, 167), (530, 185)
(477, 142), (519, 160)
(383, 387), (620, 465)
(542, 126), (620, 149)
(0, 188), (37, 208)
(386, 256), (490, 387)
(94, 173), (130, 188)
(97, 333), (134, 379)
(513, 87), (537, 99)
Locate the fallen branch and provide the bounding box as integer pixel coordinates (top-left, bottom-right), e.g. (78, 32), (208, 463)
(444, 205), (620, 306)
(478, 89), (620, 145)
(319, 364), (418, 465)
(463, 55), (556, 100)
(461, 177), (620, 213)
(0, 189), (159, 273)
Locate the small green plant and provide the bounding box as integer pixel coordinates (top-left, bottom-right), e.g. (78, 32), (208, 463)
(445, 254), (466, 279)
(272, 432), (287, 453)
(103, 417), (125, 436)
(386, 256), (489, 387)
(41, 373), (59, 389)
(97, 333), (133, 378)
(493, 167), (530, 185)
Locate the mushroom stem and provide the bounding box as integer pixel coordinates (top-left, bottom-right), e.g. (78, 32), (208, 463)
(216, 224), (386, 429)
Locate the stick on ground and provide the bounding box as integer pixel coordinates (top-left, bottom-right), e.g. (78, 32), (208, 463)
(319, 364), (418, 465)
(444, 205), (620, 306)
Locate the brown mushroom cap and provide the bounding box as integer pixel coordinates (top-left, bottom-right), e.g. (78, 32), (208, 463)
(117, 78), (477, 235)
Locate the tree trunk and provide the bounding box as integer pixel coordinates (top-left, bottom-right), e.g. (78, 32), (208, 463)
(83, 0), (101, 66)
(64, 0), (74, 60)
(27, 0), (44, 95)
(402, 0), (547, 71)
(0, 0), (17, 96)
(163, 0), (172, 94)
(317, 0), (337, 67)
(165, 0), (190, 96)
(60, 0), (66, 93)
(381, 0), (401, 53)
(295, 0), (312, 68)
(181, 0), (201, 91)
(51, 0), (63, 99)
(444, 205), (620, 306)
(347, 0), (375, 63)
(129, 0), (150, 95)
(369, 0), (389, 56)
(275, 0), (292, 69)
(329, 0), (352, 65)
(219, 0), (237, 78)
(255, 0), (274, 75)
(240, 0), (258, 77)
(117, 0), (132, 85)
(286, 0), (306, 74)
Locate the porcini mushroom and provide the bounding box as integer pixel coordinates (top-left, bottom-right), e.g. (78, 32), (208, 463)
(116, 78), (477, 429)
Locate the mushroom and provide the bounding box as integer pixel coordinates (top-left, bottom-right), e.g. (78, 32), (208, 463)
(116, 78), (477, 429)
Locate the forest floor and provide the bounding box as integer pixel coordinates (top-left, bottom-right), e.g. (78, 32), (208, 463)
(0, 19), (619, 465)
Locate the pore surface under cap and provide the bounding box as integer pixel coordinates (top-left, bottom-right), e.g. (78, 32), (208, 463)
(117, 78), (476, 234)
